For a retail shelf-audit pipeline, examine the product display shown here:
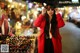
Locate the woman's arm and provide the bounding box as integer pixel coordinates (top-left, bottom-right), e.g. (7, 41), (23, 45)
(33, 14), (44, 27)
(56, 13), (65, 28)
(34, 7), (46, 27)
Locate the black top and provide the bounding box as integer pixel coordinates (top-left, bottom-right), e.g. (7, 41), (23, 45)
(0, 27), (2, 33)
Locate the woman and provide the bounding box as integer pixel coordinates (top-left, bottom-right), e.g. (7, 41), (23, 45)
(34, 5), (65, 53)
(0, 6), (11, 42)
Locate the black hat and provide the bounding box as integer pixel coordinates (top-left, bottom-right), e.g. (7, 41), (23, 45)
(45, 1), (58, 8)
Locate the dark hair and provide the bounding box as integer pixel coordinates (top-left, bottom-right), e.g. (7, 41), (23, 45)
(44, 7), (57, 38)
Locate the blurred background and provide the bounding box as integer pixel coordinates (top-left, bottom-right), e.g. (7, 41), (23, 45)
(0, 0), (80, 53)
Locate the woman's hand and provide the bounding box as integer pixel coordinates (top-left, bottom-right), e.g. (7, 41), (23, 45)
(42, 7), (46, 15)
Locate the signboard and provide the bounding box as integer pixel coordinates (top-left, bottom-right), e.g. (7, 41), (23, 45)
(72, 0), (79, 3)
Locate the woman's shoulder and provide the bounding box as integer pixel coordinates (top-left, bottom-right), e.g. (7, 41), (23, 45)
(56, 13), (62, 19)
(37, 14), (45, 20)
(56, 13), (61, 16)
(38, 14), (45, 17)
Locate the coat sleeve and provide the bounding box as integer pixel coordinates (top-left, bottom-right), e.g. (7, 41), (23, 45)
(33, 14), (44, 27)
(56, 13), (65, 28)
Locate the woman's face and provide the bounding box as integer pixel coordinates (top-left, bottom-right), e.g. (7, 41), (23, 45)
(47, 8), (54, 16)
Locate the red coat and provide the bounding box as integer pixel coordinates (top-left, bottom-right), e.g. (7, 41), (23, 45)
(34, 13), (65, 53)
(2, 14), (9, 35)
